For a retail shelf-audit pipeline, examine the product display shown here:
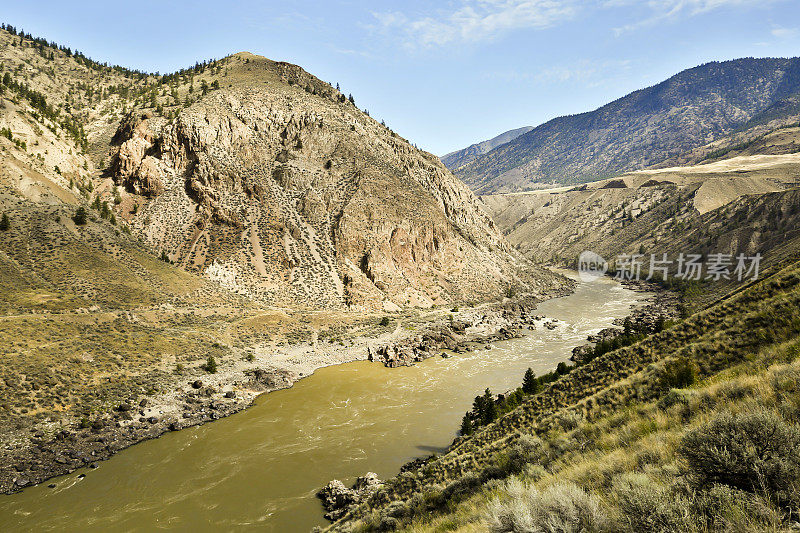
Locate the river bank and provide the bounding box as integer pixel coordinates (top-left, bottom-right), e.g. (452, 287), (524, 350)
(316, 276), (680, 523)
(0, 280), (576, 494)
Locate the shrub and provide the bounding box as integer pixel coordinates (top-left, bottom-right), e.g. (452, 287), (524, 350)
(659, 356), (698, 389)
(694, 483), (781, 532)
(556, 411), (583, 432)
(486, 479), (608, 533)
(611, 473), (697, 532)
(379, 316), (390, 327)
(678, 409), (800, 506)
(204, 355), (218, 374)
(0, 213), (9, 231)
(656, 388), (691, 411)
(442, 472), (482, 501)
(496, 434), (545, 476)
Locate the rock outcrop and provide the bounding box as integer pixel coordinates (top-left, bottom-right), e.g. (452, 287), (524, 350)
(317, 472), (383, 521)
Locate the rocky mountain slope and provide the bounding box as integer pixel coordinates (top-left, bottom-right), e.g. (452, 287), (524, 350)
(109, 52), (556, 311)
(481, 127), (800, 314)
(441, 126), (533, 170)
(451, 58), (800, 193)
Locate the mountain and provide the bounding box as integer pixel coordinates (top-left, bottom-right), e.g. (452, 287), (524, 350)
(0, 28), (561, 314)
(480, 126), (800, 310)
(451, 57), (800, 193)
(441, 126), (533, 170)
(108, 52), (551, 311)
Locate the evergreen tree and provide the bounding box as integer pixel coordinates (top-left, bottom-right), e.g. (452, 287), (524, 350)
(481, 388), (497, 424)
(460, 414), (473, 436)
(205, 355), (218, 373)
(522, 367), (539, 394)
(0, 213), (9, 231)
(623, 316), (633, 336)
(472, 394), (485, 418)
(72, 207), (87, 225)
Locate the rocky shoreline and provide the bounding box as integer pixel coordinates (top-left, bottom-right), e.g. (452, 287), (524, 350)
(571, 278), (680, 363)
(367, 296), (567, 368)
(0, 285), (575, 495)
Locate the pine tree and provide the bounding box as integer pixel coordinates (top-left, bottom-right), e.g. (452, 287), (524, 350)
(522, 367), (539, 394)
(0, 213), (9, 231)
(480, 388), (497, 424)
(472, 394), (485, 418)
(460, 414), (473, 436)
(72, 207), (87, 225)
(205, 355), (218, 374)
(623, 316), (632, 336)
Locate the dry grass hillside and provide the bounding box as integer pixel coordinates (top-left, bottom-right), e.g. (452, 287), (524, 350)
(329, 241), (800, 533)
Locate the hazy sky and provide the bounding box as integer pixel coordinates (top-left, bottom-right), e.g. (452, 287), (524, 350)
(4, 1), (800, 155)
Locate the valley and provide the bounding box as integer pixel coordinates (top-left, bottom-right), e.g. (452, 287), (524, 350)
(1, 15), (800, 533)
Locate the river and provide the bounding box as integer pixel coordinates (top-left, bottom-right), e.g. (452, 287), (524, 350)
(0, 275), (644, 532)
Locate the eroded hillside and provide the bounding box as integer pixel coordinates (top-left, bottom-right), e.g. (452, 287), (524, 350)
(482, 133), (800, 310)
(108, 52), (552, 310)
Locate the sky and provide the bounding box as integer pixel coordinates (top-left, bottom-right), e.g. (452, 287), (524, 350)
(3, 1), (800, 155)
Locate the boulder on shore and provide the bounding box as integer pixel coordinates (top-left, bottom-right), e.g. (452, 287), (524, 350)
(317, 472), (383, 521)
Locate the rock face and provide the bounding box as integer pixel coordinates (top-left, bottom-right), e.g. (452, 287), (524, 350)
(452, 58), (800, 193)
(317, 472), (382, 521)
(110, 53), (556, 310)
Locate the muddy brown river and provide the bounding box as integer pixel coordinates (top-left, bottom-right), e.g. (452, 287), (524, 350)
(0, 275), (644, 532)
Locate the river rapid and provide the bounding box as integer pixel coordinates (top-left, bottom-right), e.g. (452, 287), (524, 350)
(0, 275), (644, 532)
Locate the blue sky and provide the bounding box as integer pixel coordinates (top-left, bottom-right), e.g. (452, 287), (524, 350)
(4, 1), (800, 155)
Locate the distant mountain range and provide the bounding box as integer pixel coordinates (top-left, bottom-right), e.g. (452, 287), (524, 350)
(441, 126), (533, 169)
(445, 57), (800, 193)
